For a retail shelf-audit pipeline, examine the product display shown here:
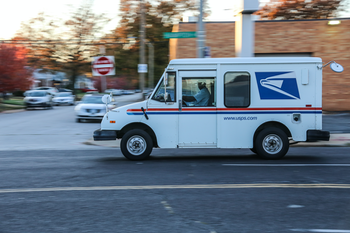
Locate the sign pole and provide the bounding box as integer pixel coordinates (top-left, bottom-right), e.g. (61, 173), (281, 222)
(101, 76), (106, 93)
(100, 47), (106, 93)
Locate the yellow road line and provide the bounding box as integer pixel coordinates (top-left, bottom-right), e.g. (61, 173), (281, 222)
(1, 183), (350, 194)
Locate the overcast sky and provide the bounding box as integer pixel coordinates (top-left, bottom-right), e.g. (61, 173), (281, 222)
(0, 0), (347, 40)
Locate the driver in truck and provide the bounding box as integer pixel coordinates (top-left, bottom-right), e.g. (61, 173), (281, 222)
(182, 82), (210, 106)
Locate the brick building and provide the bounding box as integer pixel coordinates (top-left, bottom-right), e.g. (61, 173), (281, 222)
(169, 19), (350, 111)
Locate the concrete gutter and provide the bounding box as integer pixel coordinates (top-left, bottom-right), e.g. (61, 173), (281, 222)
(0, 109), (25, 114)
(292, 133), (350, 147)
(84, 133), (350, 148)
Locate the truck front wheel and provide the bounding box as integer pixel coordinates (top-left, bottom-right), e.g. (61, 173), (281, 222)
(121, 129), (153, 161)
(255, 127), (289, 160)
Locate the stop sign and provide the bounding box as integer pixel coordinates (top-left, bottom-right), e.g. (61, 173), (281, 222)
(92, 56), (115, 76)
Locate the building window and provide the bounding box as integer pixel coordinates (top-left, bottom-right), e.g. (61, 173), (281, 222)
(224, 72), (250, 108)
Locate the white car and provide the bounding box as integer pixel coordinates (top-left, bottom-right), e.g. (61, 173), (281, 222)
(75, 94), (116, 122)
(52, 92), (75, 105)
(24, 90), (53, 109)
(105, 89), (123, 96)
(29, 87), (58, 96)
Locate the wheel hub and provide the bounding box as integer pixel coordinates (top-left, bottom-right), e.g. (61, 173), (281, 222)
(263, 134), (282, 154)
(127, 136), (146, 156)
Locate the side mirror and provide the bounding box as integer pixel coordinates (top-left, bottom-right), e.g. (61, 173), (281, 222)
(102, 94), (111, 104)
(320, 61), (344, 73)
(330, 62), (344, 73)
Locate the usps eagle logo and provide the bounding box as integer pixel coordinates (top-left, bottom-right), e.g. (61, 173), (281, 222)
(255, 72), (300, 100)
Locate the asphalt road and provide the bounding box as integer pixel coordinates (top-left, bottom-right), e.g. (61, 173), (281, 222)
(0, 148), (350, 233)
(1, 94), (350, 233)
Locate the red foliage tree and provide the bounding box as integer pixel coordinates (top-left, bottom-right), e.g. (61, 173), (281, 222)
(255, 0), (341, 20)
(0, 44), (33, 95)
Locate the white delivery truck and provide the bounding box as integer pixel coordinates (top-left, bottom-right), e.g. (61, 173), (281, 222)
(93, 57), (343, 160)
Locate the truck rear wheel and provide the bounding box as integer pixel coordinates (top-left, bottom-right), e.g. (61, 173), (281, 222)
(121, 129), (153, 161)
(255, 127), (289, 160)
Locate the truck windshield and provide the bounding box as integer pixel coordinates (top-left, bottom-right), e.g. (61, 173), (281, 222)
(151, 72), (176, 102)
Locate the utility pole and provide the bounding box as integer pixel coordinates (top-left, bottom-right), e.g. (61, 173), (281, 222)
(196, 0), (205, 58)
(147, 42), (154, 89)
(139, 0), (146, 92)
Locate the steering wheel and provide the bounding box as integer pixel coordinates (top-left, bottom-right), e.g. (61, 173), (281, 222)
(182, 99), (188, 107)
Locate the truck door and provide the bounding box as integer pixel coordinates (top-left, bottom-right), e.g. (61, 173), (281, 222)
(178, 70), (217, 147)
(147, 72), (178, 148)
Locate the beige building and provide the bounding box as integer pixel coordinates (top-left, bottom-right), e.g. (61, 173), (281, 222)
(170, 19), (350, 111)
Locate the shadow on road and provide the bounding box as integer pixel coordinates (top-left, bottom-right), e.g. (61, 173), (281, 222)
(95, 148), (328, 163)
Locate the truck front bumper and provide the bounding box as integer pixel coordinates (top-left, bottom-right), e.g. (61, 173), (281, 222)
(307, 130), (330, 142)
(93, 129), (117, 141)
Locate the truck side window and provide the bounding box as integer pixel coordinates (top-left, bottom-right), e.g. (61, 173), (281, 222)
(151, 73), (176, 102)
(182, 78), (216, 107)
(224, 72), (250, 107)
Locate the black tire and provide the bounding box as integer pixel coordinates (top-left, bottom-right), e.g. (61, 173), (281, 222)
(121, 129), (153, 161)
(76, 118), (81, 123)
(254, 127), (289, 160)
(250, 148), (257, 154)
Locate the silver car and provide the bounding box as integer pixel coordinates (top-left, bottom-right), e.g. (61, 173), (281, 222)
(52, 92), (75, 105)
(24, 91), (53, 109)
(74, 94), (116, 122)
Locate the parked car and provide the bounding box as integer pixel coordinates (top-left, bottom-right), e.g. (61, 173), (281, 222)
(80, 87), (98, 93)
(0, 92), (12, 99)
(52, 92), (75, 105)
(31, 87), (58, 96)
(58, 88), (73, 93)
(105, 89), (123, 96)
(23, 90), (53, 109)
(123, 90), (134, 95)
(74, 94), (116, 122)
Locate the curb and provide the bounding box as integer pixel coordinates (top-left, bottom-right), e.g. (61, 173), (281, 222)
(291, 133), (350, 147)
(0, 109), (25, 114)
(84, 133), (350, 149)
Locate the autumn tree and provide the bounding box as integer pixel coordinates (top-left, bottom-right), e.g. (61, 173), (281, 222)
(15, 1), (111, 93)
(255, 0), (342, 20)
(108, 0), (210, 88)
(0, 44), (32, 99)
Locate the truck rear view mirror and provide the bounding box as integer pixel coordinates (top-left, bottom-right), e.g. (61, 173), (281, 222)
(320, 61), (344, 73)
(102, 94), (111, 104)
(330, 62), (344, 73)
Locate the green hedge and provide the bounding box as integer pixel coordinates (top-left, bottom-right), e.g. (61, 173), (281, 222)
(2, 99), (24, 106)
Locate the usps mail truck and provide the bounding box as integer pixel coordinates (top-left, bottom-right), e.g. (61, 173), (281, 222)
(94, 57), (342, 160)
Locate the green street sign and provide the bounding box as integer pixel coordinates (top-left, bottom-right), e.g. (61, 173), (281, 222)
(163, 31), (197, 39)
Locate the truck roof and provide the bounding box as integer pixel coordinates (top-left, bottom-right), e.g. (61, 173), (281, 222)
(169, 57), (322, 65)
